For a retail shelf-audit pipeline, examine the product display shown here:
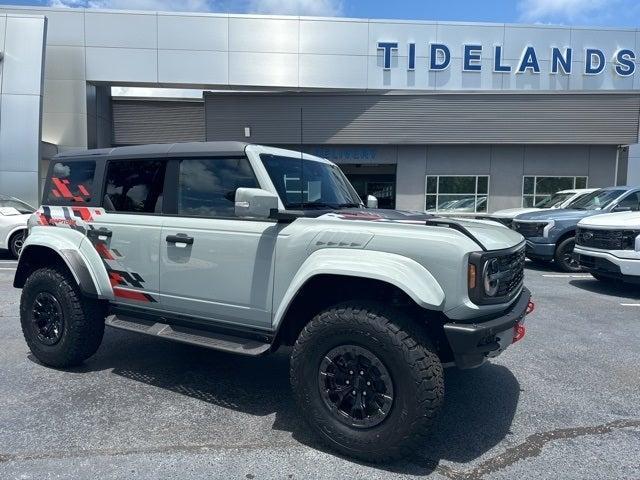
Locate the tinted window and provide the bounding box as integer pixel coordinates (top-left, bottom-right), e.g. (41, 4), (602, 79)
(45, 161), (96, 205)
(178, 158), (259, 217)
(103, 160), (166, 213)
(570, 189), (625, 210)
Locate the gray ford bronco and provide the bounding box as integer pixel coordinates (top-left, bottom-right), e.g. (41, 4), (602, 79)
(14, 142), (532, 462)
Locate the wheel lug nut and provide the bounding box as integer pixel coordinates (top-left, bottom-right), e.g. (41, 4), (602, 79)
(363, 391), (367, 396)
(346, 380), (350, 384)
(366, 381), (371, 386)
(352, 390), (356, 395)
(360, 370), (364, 375)
(349, 370), (353, 375)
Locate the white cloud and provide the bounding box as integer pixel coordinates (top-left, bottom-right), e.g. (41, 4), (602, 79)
(248, 0), (343, 16)
(518, 0), (616, 23)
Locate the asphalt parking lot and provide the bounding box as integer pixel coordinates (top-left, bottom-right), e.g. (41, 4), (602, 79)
(0, 252), (639, 480)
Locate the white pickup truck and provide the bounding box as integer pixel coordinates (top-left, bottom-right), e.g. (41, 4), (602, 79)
(575, 211), (640, 283)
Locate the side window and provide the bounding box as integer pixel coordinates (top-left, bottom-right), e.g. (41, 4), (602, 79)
(616, 192), (640, 211)
(178, 157), (259, 218)
(45, 161), (96, 205)
(103, 160), (166, 214)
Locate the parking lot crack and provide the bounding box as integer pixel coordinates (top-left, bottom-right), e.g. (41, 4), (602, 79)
(433, 419), (640, 480)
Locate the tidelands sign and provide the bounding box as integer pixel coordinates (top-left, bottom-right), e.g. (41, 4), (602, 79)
(377, 42), (636, 77)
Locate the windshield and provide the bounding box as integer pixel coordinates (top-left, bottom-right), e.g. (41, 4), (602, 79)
(0, 198), (34, 214)
(260, 154), (362, 210)
(535, 192), (573, 208)
(569, 189), (625, 211)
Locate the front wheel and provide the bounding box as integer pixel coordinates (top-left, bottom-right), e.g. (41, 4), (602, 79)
(20, 267), (106, 368)
(290, 302), (444, 462)
(554, 237), (582, 273)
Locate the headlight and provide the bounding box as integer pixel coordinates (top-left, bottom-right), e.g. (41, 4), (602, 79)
(482, 258), (500, 297)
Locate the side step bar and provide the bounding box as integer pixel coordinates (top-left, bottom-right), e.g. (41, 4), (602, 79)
(105, 314), (272, 356)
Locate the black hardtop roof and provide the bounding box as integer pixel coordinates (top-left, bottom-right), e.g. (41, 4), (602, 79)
(54, 141), (249, 160)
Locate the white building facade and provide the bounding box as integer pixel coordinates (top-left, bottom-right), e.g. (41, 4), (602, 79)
(0, 5), (639, 210)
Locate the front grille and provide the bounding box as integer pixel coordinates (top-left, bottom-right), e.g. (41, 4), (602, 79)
(495, 247), (526, 297)
(576, 228), (640, 251)
(513, 222), (544, 238)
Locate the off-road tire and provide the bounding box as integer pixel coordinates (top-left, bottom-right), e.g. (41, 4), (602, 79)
(9, 230), (26, 258)
(290, 301), (444, 462)
(554, 237), (582, 273)
(20, 267), (105, 368)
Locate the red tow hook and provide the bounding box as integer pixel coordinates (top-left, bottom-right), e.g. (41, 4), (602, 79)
(526, 300), (535, 315)
(513, 299), (534, 344)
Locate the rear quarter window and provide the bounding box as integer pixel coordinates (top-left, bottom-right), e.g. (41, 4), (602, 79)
(45, 161), (96, 205)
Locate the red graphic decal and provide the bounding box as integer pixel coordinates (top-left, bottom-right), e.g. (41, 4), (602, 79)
(78, 184), (90, 196)
(72, 207), (93, 222)
(94, 242), (115, 260)
(52, 177), (74, 199)
(52, 190), (61, 198)
(94, 210), (102, 215)
(108, 271), (125, 287)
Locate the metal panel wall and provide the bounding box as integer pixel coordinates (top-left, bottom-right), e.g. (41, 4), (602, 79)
(112, 99), (205, 145)
(205, 93), (640, 145)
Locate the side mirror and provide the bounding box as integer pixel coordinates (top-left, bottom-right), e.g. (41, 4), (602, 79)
(612, 205), (632, 213)
(235, 188), (279, 219)
(366, 195), (378, 209)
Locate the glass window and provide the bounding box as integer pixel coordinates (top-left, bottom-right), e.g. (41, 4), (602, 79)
(261, 154), (361, 210)
(424, 176), (489, 213)
(178, 158), (259, 218)
(570, 189), (625, 211)
(45, 161), (96, 205)
(103, 160), (166, 214)
(522, 176), (588, 207)
(0, 197), (34, 214)
(615, 192), (640, 211)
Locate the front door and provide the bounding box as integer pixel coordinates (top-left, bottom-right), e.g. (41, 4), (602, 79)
(159, 157), (277, 329)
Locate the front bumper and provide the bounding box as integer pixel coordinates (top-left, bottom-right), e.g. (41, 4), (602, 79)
(524, 240), (556, 260)
(575, 247), (640, 283)
(443, 287), (531, 369)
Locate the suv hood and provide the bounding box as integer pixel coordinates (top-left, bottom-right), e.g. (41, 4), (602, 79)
(320, 209), (523, 251)
(492, 207), (541, 219)
(578, 211), (640, 229)
(514, 208), (601, 222)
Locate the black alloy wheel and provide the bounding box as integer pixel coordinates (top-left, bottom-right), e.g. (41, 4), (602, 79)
(318, 344), (394, 428)
(31, 292), (65, 346)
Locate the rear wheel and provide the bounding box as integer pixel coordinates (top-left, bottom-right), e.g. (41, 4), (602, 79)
(290, 302), (444, 462)
(9, 230), (26, 258)
(20, 267), (106, 368)
(554, 237), (582, 273)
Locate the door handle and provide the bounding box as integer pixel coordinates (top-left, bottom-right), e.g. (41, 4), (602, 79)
(166, 234), (194, 245)
(88, 227), (112, 240)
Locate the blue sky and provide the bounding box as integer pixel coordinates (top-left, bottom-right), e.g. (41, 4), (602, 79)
(4, 0), (640, 28)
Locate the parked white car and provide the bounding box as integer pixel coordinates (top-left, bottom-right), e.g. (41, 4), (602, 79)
(0, 195), (35, 258)
(575, 211), (640, 283)
(490, 189), (597, 227)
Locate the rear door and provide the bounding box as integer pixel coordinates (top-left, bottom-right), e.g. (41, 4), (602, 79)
(159, 156), (277, 329)
(93, 159), (167, 305)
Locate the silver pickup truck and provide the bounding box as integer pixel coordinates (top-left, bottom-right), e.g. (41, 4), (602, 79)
(14, 142), (532, 462)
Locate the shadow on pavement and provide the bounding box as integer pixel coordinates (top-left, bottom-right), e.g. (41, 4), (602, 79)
(569, 278), (640, 299)
(29, 327), (520, 475)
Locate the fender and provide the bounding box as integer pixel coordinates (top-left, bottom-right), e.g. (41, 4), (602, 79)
(3, 224), (28, 248)
(14, 227), (112, 299)
(272, 249), (446, 329)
